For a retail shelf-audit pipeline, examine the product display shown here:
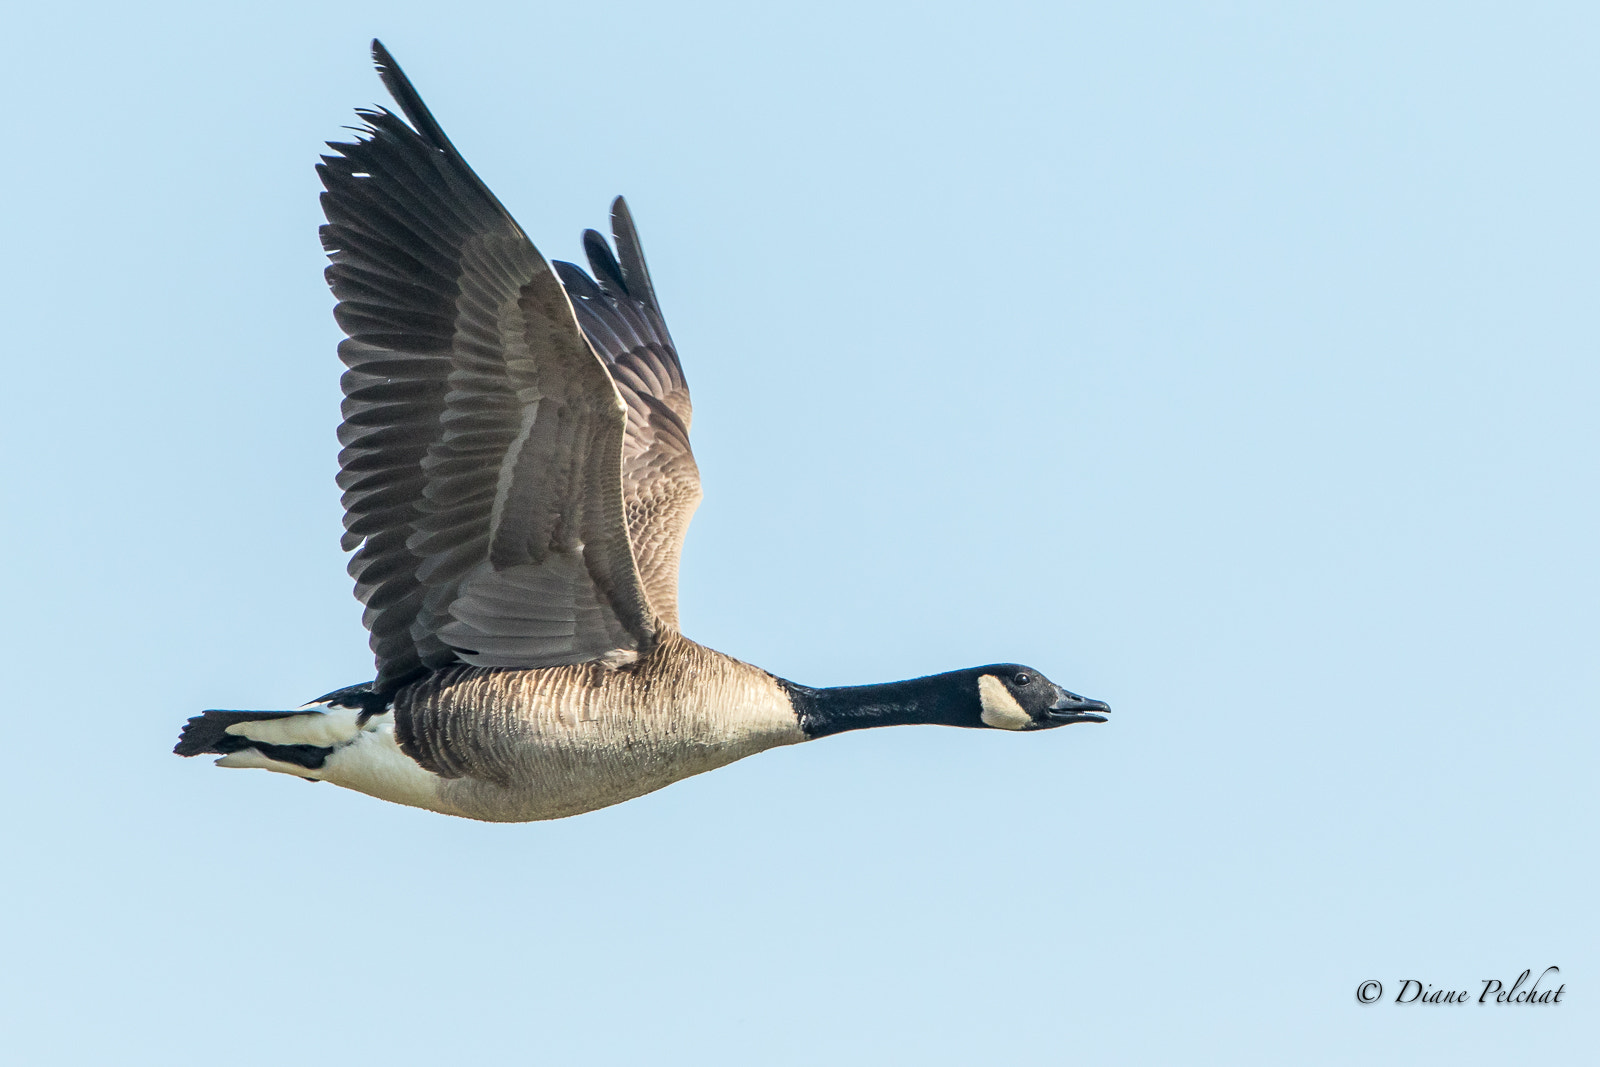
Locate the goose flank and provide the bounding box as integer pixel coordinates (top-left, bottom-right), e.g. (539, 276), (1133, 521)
(173, 41), (1111, 822)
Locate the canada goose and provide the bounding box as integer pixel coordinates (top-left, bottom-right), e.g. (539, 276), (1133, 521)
(173, 41), (1111, 823)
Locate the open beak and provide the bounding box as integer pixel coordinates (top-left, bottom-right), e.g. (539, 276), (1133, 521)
(1046, 689), (1111, 725)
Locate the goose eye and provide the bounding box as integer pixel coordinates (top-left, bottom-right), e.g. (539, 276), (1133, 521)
(1013, 673), (1031, 686)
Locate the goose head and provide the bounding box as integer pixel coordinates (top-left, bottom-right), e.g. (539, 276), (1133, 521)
(972, 666), (1111, 731)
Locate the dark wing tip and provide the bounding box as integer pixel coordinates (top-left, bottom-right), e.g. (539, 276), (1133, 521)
(583, 228), (627, 294)
(609, 196), (661, 315)
(367, 39), (454, 155)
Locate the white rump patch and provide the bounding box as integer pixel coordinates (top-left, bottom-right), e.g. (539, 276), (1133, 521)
(978, 674), (1033, 730)
(224, 706), (364, 749)
(319, 714), (446, 811)
(214, 712), (447, 813)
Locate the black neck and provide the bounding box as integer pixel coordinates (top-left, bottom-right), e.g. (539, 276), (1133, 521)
(778, 672), (980, 739)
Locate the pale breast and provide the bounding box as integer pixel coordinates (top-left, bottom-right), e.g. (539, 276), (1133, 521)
(391, 633), (805, 821)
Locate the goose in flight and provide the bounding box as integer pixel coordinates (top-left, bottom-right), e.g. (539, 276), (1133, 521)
(173, 41), (1110, 822)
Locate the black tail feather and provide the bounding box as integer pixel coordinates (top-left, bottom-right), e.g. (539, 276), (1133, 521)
(174, 710), (331, 770)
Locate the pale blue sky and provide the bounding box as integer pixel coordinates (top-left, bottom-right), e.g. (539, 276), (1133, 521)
(1, 3), (1593, 1063)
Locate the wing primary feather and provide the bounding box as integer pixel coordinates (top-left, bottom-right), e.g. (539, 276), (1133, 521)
(368, 40), (524, 238)
(582, 229), (628, 295)
(552, 260), (604, 300)
(611, 196), (663, 319)
(370, 40), (459, 157)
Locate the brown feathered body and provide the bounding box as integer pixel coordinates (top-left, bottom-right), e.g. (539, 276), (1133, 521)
(380, 633), (804, 821)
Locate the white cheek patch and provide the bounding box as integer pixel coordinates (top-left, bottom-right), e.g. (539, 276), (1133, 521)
(978, 674), (1033, 730)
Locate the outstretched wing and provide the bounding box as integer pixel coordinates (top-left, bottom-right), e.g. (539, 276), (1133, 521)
(555, 200), (701, 629)
(320, 41), (657, 691)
